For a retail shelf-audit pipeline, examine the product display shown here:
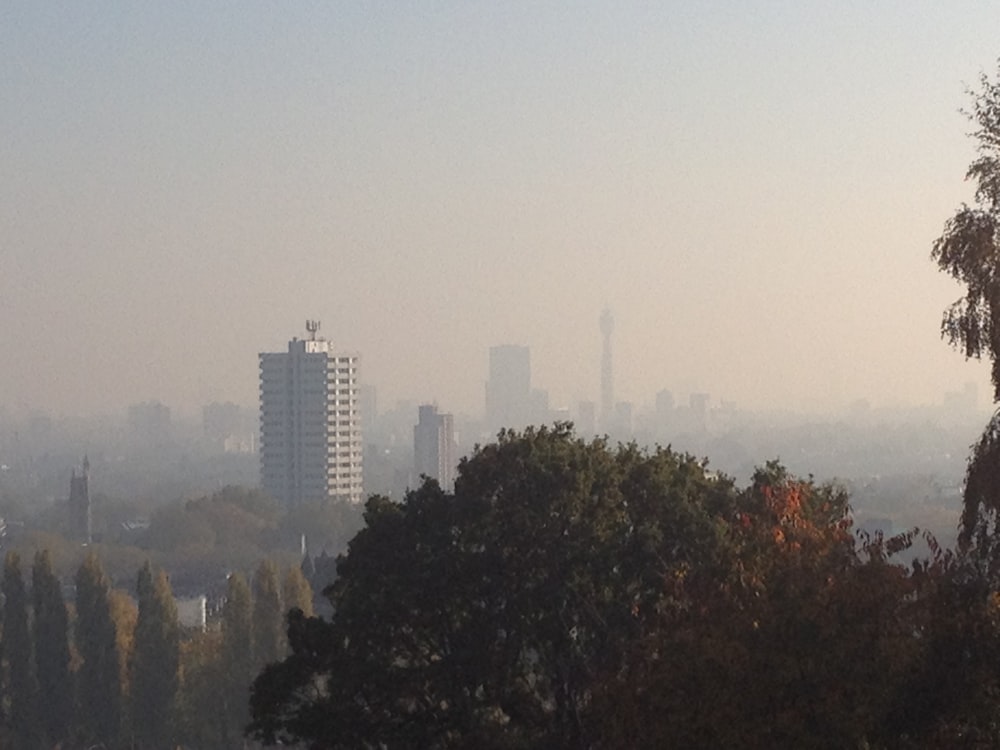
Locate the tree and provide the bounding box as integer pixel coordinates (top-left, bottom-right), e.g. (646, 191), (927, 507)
(250, 425), (740, 748)
(932, 62), (1000, 542)
(2, 552), (37, 749)
(220, 572), (254, 749)
(282, 564), (314, 619)
(177, 629), (227, 749)
(252, 559), (284, 668)
(32, 549), (72, 747)
(75, 553), (123, 748)
(592, 464), (929, 749)
(131, 561), (180, 749)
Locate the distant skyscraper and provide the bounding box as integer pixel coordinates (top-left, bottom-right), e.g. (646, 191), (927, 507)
(68, 456), (91, 544)
(414, 404), (456, 492)
(577, 400), (597, 436)
(259, 321), (363, 506)
(128, 400), (172, 450)
(600, 309), (614, 432)
(486, 345), (531, 433)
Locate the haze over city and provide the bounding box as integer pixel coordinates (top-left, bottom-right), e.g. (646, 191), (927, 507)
(4, 3), (1000, 418)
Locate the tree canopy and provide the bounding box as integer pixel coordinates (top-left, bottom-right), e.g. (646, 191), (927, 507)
(933, 63), (1000, 542)
(249, 425), (977, 749)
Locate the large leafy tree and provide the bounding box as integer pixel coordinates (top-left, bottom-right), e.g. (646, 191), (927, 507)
(592, 464), (929, 749)
(250, 425), (738, 748)
(75, 553), (124, 749)
(933, 62), (1000, 542)
(32, 549), (73, 747)
(131, 561), (180, 749)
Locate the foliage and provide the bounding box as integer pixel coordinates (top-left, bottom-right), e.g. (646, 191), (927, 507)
(252, 559), (284, 668)
(32, 549), (73, 748)
(131, 561), (181, 749)
(249, 426), (1000, 749)
(933, 63), (1000, 541)
(249, 426), (741, 748)
(221, 572), (254, 749)
(2, 552), (37, 749)
(178, 629), (227, 749)
(282, 564), (315, 618)
(75, 553), (124, 748)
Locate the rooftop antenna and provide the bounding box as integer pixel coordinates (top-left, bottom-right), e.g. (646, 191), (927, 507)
(306, 320), (321, 341)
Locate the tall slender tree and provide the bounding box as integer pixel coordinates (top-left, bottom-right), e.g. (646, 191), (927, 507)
(131, 561), (180, 750)
(32, 549), (72, 748)
(2, 552), (36, 750)
(252, 559), (284, 668)
(75, 553), (123, 749)
(283, 565), (315, 619)
(221, 572), (253, 748)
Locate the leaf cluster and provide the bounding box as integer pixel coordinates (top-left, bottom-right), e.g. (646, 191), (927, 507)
(248, 426), (994, 749)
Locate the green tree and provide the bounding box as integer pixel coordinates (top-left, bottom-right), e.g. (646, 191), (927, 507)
(252, 559), (284, 669)
(593, 465), (929, 749)
(250, 425), (739, 748)
(2, 552), (37, 749)
(177, 629), (226, 749)
(131, 561), (180, 749)
(221, 572), (254, 749)
(282, 565), (314, 619)
(932, 62), (1000, 541)
(75, 553), (123, 748)
(32, 549), (72, 748)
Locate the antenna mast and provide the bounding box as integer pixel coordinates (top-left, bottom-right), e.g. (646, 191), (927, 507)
(306, 320), (321, 341)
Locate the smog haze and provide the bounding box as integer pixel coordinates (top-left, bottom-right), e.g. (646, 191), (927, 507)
(3, 3), (997, 418)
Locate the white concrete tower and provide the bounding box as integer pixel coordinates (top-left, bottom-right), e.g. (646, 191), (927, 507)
(414, 404), (456, 492)
(259, 321), (363, 506)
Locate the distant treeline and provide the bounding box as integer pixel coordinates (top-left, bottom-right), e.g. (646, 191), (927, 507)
(0, 551), (312, 749)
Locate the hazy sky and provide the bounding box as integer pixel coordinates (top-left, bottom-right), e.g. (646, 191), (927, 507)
(3, 2), (1000, 419)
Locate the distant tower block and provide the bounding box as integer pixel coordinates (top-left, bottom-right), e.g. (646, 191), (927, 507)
(259, 322), (363, 506)
(600, 309), (615, 431)
(68, 456), (92, 544)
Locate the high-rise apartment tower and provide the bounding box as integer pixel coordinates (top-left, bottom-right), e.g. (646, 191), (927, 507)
(414, 404), (456, 492)
(259, 321), (363, 506)
(486, 344), (531, 434)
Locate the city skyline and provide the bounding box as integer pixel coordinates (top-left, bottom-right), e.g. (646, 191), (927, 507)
(3, 4), (999, 418)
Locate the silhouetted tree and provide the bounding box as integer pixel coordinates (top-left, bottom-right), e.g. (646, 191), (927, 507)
(32, 549), (72, 747)
(131, 561), (180, 749)
(2, 552), (37, 749)
(932, 62), (1000, 543)
(221, 573), (253, 749)
(250, 425), (739, 748)
(75, 553), (123, 748)
(252, 559), (283, 668)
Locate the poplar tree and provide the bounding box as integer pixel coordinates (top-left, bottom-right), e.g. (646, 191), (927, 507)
(221, 573), (253, 748)
(75, 553), (122, 748)
(32, 549), (72, 747)
(283, 565), (315, 618)
(131, 561), (180, 750)
(252, 559), (284, 668)
(2, 552), (36, 750)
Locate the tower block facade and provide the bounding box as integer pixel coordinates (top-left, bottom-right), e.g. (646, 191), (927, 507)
(259, 322), (363, 506)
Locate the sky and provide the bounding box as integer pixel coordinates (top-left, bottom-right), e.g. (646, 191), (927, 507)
(3, 1), (1000, 419)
